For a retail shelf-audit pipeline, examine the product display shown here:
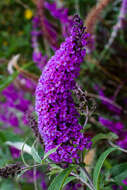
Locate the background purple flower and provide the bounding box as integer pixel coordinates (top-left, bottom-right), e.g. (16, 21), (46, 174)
(44, 2), (72, 37)
(0, 76), (35, 132)
(95, 85), (121, 114)
(99, 116), (127, 149)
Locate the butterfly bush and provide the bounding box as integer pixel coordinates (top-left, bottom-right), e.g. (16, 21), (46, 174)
(35, 15), (91, 163)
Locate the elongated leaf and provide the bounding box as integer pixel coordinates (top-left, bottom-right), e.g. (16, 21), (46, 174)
(6, 141), (31, 155)
(48, 167), (73, 190)
(93, 147), (117, 190)
(0, 130), (22, 142)
(21, 138), (31, 167)
(43, 145), (60, 160)
(31, 146), (42, 164)
(80, 167), (87, 182)
(48, 168), (62, 177)
(92, 133), (118, 147)
(63, 176), (76, 187)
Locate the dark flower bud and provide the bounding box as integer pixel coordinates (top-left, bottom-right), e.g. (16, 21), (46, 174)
(0, 164), (21, 178)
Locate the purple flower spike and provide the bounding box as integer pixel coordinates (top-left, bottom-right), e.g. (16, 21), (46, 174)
(44, 2), (72, 37)
(95, 85), (121, 114)
(99, 116), (124, 135)
(35, 15), (91, 163)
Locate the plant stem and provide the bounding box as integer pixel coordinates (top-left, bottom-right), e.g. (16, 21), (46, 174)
(108, 140), (127, 153)
(71, 172), (95, 190)
(80, 167), (96, 190)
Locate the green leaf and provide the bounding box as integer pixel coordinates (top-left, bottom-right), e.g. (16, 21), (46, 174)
(0, 130), (22, 143)
(93, 147), (117, 190)
(80, 167), (87, 182)
(48, 167), (73, 190)
(48, 168), (62, 176)
(43, 145), (61, 161)
(46, 158), (62, 170)
(6, 141), (31, 155)
(63, 176), (76, 187)
(92, 133), (118, 147)
(103, 159), (112, 170)
(31, 145), (42, 164)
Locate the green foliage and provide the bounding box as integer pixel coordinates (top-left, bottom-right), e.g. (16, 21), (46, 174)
(0, 146), (11, 167)
(0, 179), (19, 190)
(31, 144), (42, 164)
(42, 145), (61, 161)
(110, 163), (127, 177)
(0, 71), (18, 92)
(93, 147), (117, 190)
(114, 171), (127, 185)
(48, 167), (74, 190)
(92, 132), (118, 147)
(6, 141), (31, 155)
(63, 176), (76, 187)
(110, 163), (127, 186)
(0, 129), (22, 143)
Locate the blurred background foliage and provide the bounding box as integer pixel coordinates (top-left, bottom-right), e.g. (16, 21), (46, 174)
(0, 0), (127, 189)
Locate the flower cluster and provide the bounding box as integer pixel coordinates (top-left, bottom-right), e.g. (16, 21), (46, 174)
(35, 15), (91, 163)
